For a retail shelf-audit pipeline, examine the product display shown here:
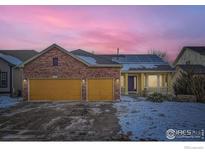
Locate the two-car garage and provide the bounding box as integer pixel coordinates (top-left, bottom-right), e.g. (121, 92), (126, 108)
(29, 79), (114, 101)
(22, 44), (121, 102)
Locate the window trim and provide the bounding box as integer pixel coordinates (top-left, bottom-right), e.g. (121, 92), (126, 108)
(53, 57), (58, 66)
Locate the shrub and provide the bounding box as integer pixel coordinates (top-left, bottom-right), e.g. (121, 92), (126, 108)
(173, 70), (205, 103)
(192, 76), (205, 102)
(147, 92), (164, 102)
(163, 94), (175, 101)
(173, 71), (193, 95)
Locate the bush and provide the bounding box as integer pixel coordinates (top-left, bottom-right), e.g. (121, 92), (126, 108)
(173, 71), (193, 95)
(173, 71), (205, 103)
(163, 94), (175, 101)
(192, 76), (205, 102)
(147, 92), (164, 102)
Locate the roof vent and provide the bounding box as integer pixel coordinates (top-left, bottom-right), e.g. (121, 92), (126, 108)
(117, 48), (119, 55)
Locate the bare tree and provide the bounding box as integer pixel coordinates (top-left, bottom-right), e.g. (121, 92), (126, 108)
(148, 49), (167, 61)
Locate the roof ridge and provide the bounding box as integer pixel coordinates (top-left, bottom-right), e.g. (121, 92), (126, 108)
(98, 53), (158, 56)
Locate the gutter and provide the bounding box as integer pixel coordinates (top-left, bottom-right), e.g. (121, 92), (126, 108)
(122, 70), (176, 73)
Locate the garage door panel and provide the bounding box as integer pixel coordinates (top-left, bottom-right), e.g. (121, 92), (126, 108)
(29, 79), (81, 101)
(88, 79), (113, 101)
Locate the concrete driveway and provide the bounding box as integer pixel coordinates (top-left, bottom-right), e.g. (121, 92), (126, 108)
(0, 101), (127, 141)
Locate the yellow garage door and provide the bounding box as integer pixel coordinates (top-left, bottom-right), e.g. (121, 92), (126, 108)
(29, 79), (81, 101)
(88, 79), (113, 101)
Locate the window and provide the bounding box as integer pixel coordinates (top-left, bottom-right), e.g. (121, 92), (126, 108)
(147, 75), (164, 88)
(0, 72), (8, 88)
(148, 75), (158, 88)
(186, 60), (191, 64)
(53, 57), (58, 66)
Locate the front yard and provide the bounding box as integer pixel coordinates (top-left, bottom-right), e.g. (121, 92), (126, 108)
(114, 96), (205, 141)
(0, 96), (205, 141)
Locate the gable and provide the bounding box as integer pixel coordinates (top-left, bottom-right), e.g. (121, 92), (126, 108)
(21, 44), (89, 68)
(24, 46), (88, 69)
(174, 47), (205, 65)
(175, 48), (205, 66)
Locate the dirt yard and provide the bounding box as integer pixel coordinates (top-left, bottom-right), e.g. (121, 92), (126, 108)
(0, 101), (127, 141)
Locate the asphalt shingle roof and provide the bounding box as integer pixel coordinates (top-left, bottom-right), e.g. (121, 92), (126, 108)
(185, 46), (205, 55)
(70, 49), (120, 65)
(176, 64), (205, 74)
(0, 50), (38, 62)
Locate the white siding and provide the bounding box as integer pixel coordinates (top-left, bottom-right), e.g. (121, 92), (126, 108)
(177, 49), (205, 66)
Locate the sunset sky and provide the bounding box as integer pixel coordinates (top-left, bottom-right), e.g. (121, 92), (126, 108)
(0, 6), (205, 61)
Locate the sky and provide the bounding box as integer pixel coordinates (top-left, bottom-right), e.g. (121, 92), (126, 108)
(0, 6), (205, 61)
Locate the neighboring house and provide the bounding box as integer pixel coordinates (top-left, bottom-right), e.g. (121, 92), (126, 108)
(173, 46), (205, 82)
(174, 46), (205, 66)
(20, 44), (121, 102)
(101, 54), (174, 96)
(0, 50), (38, 95)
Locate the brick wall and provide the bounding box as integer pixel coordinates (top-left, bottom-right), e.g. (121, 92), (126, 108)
(23, 47), (121, 101)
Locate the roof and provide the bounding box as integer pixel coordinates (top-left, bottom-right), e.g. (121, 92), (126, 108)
(100, 54), (174, 72)
(20, 44), (121, 68)
(174, 46), (205, 65)
(185, 46), (205, 55)
(100, 54), (165, 63)
(71, 49), (120, 65)
(176, 64), (205, 74)
(0, 50), (38, 62)
(0, 53), (22, 65)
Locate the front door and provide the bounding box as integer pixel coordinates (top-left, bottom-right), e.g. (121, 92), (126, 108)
(128, 76), (137, 92)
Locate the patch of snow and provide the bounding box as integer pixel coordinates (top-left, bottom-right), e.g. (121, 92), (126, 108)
(77, 55), (97, 65)
(44, 117), (62, 129)
(122, 63), (157, 71)
(91, 107), (102, 114)
(65, 117), (88, 130)
(0, 96), (20, 108)
(105, 109), (110, 112)
(0, 53), (22, 65)
(114, 96), (205, 141)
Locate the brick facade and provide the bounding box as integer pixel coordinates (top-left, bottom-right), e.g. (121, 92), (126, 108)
(23, 47), (121, 101)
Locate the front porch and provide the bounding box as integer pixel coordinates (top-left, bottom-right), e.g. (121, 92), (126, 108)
(120, 72), (173, 96)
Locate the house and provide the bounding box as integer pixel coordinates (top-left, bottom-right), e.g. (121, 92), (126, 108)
(20, 44), (122, 102)
(174, 46), (205, 66)
(173, 46), (205, 82)
(101, 54), (174, 96)
(0, 50), (38, 96)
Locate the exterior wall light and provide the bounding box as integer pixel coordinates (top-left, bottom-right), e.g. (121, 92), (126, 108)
(52, 75), (58, 79)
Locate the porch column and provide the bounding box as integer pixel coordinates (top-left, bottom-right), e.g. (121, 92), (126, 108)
(157, 74), (160, 92)
(140, 73), (145, 95)
(167, 73), (172, 94)
(144, 73), (148, 88)
(125, 73), (128, 95)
